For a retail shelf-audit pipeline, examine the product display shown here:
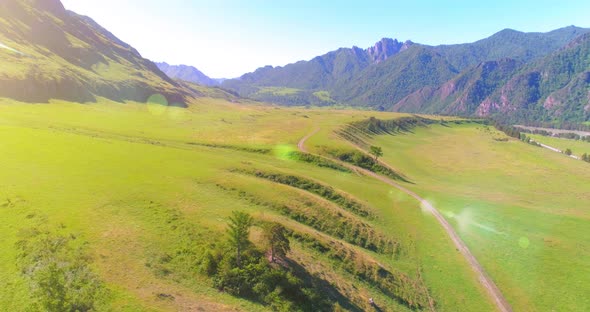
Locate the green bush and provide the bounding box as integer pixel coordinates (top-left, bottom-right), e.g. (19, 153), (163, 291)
(217, 184), (397, 255)
(16, 227), (108, 312)
(232, 169), (373, 218)
(321, 147), (409, 182)
(287, 151), (351, 172)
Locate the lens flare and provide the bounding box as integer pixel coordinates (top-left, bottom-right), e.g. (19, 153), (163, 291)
(167, 104), (188, 120)
(0, 42), (25, 55)
(443, 207), (505, 235)
(274, 144), (296, 161)
(147, 94), (168, 116)
(518, 237), (530, 249)
(420, 198), (435, 215)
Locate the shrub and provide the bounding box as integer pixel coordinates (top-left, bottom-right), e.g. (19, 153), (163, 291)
(232, 169), (373, 218)
(320, 147), (409, 182)
(16, 227), (108, 312)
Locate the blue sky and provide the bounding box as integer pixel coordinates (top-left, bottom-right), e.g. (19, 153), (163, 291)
(61, 0), (590, 78)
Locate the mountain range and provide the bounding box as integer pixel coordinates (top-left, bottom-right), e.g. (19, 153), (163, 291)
(222, 26), (590, 124)
(0, 0), (588, 124)
(155, 62), (222, 86)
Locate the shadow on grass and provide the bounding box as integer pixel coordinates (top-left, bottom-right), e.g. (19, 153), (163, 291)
(285, 258), (363, 312)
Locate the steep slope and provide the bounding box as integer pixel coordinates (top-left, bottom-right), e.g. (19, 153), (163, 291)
(156, 62), (219, 86)
(393, 58), (522, 115)
(434, 26), (589, 71)
(0, 0), (189, 105)
(478, 32), (590, 123)
(336, 45), (459, 109)
(222, 38), (412, 97)
(222, 26), (589, 121)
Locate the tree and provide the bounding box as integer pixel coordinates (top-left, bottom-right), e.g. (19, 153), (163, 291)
(369, 146), (383, 161)
(17, 230), (106, 312)
(582, 153), (589, 162)
(262, 223), (290, 263)
(564, 148), (572, 156)
(227, 211), (253, 268)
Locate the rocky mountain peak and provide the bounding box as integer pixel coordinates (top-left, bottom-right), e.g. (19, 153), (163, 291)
(366, 38), (412, 63)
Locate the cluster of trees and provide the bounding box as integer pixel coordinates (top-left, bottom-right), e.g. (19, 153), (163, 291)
(519, 127), (590, 142)
(218, 183), (397, 255)
(350, 116), (432, 136)
(286, 151), (350, 172)
(16, 228), (108, 311)
(492, 120), (521, 139)
(203, 211), (329, 311)
(322, 147), (408, 182)
(581, 153), (590, 162)
(335, 116), (434, 149)
(519, 121), (590, 132)
(519, 133), (542, 147)
(240, 169), (373, 218)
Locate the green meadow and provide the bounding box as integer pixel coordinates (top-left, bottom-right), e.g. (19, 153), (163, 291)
(0, 98), (497, 311)
(365, 123), (590, 311)
(528, 133), (590, 158)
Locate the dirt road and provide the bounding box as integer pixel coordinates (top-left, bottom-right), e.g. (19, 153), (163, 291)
(297, 129), (512, 312)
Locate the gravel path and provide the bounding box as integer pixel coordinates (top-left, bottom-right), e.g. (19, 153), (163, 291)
(297, 128), (512, 312)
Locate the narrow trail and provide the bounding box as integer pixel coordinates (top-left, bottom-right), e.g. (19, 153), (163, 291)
(531, 140), (581, 160)
(297, 128), (512, 312)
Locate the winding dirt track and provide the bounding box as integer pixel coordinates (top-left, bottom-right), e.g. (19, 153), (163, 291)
(297, 128), (512, 312)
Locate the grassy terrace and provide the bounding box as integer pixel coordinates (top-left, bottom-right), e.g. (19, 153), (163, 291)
(0, 98), (493, 311)
(364, 123), (590, 311)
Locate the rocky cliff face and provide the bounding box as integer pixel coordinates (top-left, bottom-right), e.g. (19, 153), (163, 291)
(366, 38), (413, 63)
(393, 58), (520, 115)
(473, 33), (590, 122)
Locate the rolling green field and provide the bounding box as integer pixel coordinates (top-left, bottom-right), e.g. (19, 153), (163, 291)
(364, 124), (590, 311)
(255, 87), (303, 96)
(0, 98), (497, 311)
(528, 133), (590, 157)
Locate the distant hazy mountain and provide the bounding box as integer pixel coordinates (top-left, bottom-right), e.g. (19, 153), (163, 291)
(156, 62), (219, 86)
(334, 45), (459, 109)
(0, 0), (191, 105)
(223, 26), (590, 123)
(222, 38), (413, 98)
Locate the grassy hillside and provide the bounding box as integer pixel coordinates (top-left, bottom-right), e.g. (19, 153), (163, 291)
(336, 46), (459, 109)
(0, 97), (498, 311)
(348, 122), (590, 311)
(0, 0), (190, 104)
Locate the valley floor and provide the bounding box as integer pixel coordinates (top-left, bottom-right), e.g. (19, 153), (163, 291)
(1, 97), (587, 311)
(361, 124), (590, 312)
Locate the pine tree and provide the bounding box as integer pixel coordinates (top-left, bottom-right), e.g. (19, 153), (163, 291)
(262, 223), (290, 262)
(227, 211), (253, 268)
